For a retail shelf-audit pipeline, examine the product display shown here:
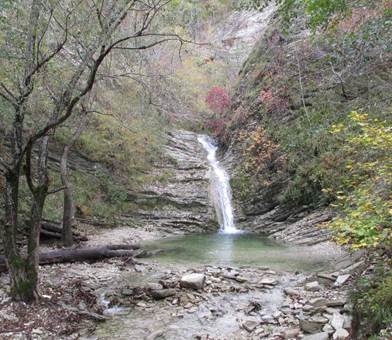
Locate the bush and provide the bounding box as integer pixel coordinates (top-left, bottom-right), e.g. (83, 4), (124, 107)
(353, 266), (392, 338)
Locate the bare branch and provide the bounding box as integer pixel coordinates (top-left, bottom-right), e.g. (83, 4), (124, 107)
(48, 186), (66, 195)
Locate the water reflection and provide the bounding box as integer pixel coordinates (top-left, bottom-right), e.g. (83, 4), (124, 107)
(143, 233), (340, 272)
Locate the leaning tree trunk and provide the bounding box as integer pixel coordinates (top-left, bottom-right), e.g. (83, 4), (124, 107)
(60, 114), (88, 247)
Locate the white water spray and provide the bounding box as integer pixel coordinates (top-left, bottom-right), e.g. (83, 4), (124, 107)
(198, 135), (241, 234)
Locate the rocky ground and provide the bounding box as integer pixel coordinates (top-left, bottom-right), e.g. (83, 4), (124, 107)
(92, 252), (361, 340)
(0, 225), (363, 340)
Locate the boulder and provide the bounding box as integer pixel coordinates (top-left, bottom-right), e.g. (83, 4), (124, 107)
(180, 273), (206, 290)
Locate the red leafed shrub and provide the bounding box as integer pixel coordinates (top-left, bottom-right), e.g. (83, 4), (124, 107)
(206, 86), (231, 115)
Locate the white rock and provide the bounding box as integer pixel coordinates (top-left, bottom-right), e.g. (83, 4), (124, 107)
(333, 328), (349, 339)
(331, 313), (345, 330)
(180, 273), (206, 290)
(334, 274), (350, 287)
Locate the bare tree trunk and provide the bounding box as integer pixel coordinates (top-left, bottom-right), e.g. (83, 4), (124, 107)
(2, 170), (28, 300)
(61, 114), (88, 247)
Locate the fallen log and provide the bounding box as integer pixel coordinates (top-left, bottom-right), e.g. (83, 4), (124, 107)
(0, 244), (141, 273)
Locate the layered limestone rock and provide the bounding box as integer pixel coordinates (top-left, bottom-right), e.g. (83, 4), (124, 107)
(125, 130), (216, 233)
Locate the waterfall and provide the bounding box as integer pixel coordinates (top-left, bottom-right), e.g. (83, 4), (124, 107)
(198, 135), (241, 234)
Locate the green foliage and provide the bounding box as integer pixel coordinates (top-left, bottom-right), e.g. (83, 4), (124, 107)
(353, 266), (392, 338)
(328, 112), (392, 249)
(277, 0), (348, 29)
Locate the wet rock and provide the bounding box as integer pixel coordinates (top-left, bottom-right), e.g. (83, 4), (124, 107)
(242, 320), (259, 332)
(180, 273), (206, 290)
(305, 281), (321, 291)
(330, 313), (345, 330)
(282, 328), (301, 339)
(333, 328), (349, 339)
(302, 332), (329, 340)
(150, 289), (176, 300)
(284, 287), (300, 297)
(300, 316), (329, 334)
(334, 274), (350, 287)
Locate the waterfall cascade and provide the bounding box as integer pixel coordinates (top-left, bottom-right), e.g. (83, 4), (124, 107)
(198, 135), (241, 234)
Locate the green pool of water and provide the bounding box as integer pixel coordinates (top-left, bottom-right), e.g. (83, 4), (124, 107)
(143, 233), (337, 272)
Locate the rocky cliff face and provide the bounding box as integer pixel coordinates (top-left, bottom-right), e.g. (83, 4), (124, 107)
(124, 130), (216, 234)
(219, 3), (391, 245)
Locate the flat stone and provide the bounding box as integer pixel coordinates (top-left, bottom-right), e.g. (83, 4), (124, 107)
(282, 328), (301, 339)
(284, 287), (300, 297)
(242, 320), (259, 332)
(302, 332), (329, 340)
(334, 274), (350, 287)
(260, 277), (278, 286)
(330, 313), (345, 330)
(306, 281), (321, 291)
(300, 316), (329, 334)
(180, 273), (206, 290)
(333, 328), (349, 339)
(309, 298), (328, 308)
(150, 289), (176, 300)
